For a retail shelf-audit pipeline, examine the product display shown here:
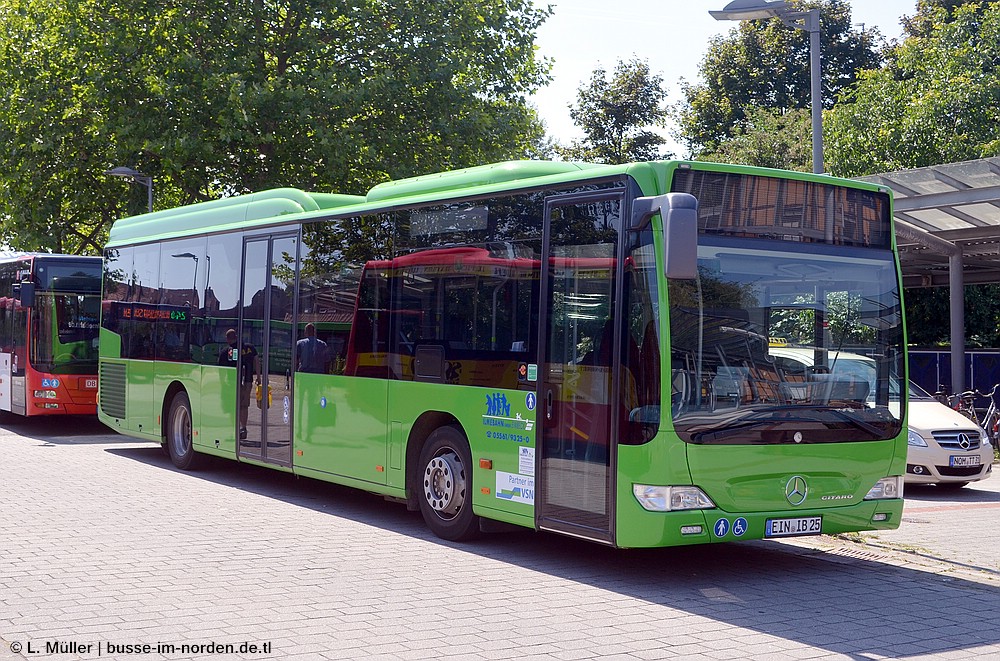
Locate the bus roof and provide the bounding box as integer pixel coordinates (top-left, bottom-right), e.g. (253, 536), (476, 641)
(107, 162), (624, 246)
(0, 252), (101, 264)
(106, 160), (891, 247)
(365, 160), (608, 203)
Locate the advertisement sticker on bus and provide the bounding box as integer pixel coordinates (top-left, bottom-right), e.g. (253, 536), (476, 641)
(519, 446), (534, 476)
(496, 471), (534, 505)
(481, 391), (535, 444)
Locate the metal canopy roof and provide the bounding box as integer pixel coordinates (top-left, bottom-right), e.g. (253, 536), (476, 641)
(859, 157), (1000, 288)
(856, 157), (1000, 392)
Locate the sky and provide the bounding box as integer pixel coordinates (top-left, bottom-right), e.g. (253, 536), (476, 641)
(530, 0), (919, 156)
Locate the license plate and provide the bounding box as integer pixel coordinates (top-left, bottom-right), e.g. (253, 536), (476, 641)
(950, 455), (981, 467)
(765, 516), (822, 538)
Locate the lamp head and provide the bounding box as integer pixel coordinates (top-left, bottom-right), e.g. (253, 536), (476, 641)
(710, 0), (790, 21)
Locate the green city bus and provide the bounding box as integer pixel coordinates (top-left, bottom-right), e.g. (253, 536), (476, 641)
(98, 160), (907, 547)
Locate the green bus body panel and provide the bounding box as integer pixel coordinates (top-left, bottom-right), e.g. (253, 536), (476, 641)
(99, 361), (537, 528)
(294, 376), (536, 526)
(99, 329), (122, 363)
(195, 366), (238, 457)
(614, 436), (905, 548)
(685, 442), (897, 513)
(126, 360), (156, 435)
(384, 381), (536, 525)
(293, 374), (390, 488)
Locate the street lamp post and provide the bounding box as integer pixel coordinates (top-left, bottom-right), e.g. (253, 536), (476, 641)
(104, 166), (154, 213)
(171, 252), (199, 294)
(710, 0), (823, 174)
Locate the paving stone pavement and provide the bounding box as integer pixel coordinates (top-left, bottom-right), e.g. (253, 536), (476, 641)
(1, 416), (999, 660)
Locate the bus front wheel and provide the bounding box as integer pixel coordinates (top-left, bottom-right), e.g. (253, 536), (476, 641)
(166, 391), (202, 470)
(417, 425), (480, 541)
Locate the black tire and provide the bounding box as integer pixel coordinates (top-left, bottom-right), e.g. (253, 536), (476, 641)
(165, 391), (203, 470)
(416, 425), (480, 541)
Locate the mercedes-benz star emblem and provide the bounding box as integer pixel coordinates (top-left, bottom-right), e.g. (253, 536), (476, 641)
(957, 433), (972, 450)
(785, 475), (808, 506)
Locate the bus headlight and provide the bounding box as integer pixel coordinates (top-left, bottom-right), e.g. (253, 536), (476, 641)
(864, 476), (903, 500)
(633, 485), (715, 512)
(33, 390), (57, 399)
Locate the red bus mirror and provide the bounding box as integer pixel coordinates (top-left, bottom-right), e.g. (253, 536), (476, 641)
(14, 282), (34, 307)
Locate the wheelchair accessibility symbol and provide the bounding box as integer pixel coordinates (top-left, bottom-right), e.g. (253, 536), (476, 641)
(733, 517), (748, 537)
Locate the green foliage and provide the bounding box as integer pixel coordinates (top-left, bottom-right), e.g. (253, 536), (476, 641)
(905, 284), (1000, 348)
(0, 0), (552, 254)
(901, 0), (986, 38)
(673, 0), (880, 159)
(558, 58), (669, 164)
(768, 292), (877, 346)
(826, 1), (1000, 176)
(694, 107), (813, 170)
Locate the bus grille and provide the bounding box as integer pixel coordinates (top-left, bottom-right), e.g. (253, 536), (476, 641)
(99, 362), (127, 419)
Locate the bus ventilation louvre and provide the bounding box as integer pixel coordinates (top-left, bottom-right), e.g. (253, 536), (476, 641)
(99, 362), (127, 419)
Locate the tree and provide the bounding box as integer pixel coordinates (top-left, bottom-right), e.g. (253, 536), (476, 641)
(826, 1), (1000, 177)
(905, 285), (1000, 348)
(0, 0), (552, 254)
(558, 58), (669, 164)
(673, 0), (880, 159)
(694, 108), (813, 170)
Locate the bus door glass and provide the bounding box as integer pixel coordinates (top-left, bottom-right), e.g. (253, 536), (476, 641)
(239, 235), (297, 466)
(537, 192), (623, 543)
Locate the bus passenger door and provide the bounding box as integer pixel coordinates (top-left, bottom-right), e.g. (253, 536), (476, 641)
(239, 235), (297, 466)
(536, 192), (623, 545)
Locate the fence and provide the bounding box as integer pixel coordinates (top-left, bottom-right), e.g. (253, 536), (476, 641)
(909, 350), (1000, 396)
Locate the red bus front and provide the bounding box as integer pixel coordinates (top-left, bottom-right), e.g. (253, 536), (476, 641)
(0, 255), (102, 416)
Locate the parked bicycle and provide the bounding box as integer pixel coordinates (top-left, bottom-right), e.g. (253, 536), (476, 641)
(948, 383), (1000, 448)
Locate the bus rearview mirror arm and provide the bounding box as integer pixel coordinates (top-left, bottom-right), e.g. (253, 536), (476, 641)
(630, 192), (698, 279)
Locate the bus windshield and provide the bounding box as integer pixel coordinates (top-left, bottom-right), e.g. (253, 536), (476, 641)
(30, 263), (102, 375)
(669, 239), (905, 445)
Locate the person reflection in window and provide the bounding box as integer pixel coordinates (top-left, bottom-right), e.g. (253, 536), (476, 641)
(296, 323), (329, 374)
(218, 328), (259, 439)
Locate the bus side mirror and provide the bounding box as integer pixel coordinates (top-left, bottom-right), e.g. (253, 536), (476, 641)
(631, 192), (698, 279)
(14, 282), (34, 307)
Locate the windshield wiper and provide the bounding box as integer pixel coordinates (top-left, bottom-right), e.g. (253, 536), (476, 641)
(813, 406), (886, 437)
(690, 406), (888, 443)
(692, 415), (820, 442)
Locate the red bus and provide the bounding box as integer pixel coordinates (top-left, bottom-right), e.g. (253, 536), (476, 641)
(0, 253), (102, 416)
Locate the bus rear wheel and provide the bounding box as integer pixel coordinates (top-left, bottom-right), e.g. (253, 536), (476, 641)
(166, 391), (202, 470)
(417, 425), (480, 541)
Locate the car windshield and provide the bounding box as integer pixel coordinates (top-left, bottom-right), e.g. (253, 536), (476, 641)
(908, 381), (937, 401)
